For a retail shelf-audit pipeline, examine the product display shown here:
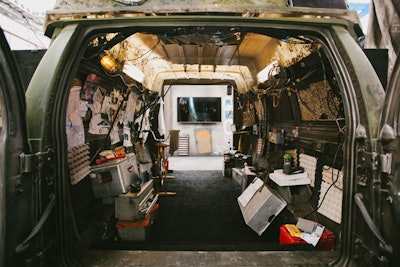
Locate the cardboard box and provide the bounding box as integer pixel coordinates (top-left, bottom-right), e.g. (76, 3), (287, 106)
(279, 224), (335, 250)
(238, 178), (286, 236)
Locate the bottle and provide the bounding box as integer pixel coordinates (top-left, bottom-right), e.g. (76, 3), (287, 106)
(283, 153), (292, 174)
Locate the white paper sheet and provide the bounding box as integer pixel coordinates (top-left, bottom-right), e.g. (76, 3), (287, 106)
(269, 169), (310, 186)
(110, 127), (120, 145)
(237, 178), (264, 207)
(88, 113), (103, 134)
(158, 98), (166, 136)
(123, 91), (137, 124)
(123, 124), (133, 147)
(66, 86), (85, 148)
(300, 225), (325, 247)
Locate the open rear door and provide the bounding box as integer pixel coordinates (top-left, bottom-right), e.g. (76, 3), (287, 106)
(0, 28), (37, 266)
(375, 55), (400, 265)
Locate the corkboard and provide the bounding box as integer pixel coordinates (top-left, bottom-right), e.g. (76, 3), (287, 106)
(296, 81), (342, 121)
(195, 129), (212, 155)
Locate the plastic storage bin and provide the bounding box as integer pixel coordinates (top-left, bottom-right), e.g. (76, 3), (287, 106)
(89, 156), (137, 198)
(115, 204), (159, 241)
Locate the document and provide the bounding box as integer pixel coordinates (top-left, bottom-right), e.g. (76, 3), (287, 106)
(301, 225), (325, 247)
(269, 169), (311, 186)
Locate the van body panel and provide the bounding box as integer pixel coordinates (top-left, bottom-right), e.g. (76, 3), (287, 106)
(377, 56), (400, 264)
(0, 27), (35, 267)
(1, 3), (399, 266)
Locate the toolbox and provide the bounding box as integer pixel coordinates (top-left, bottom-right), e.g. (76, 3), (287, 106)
(279, 224), (335, 250)
(116, 204), (159, 241)
(232, 167), (255, 192)
(232, 168), (246, 189)
(89, 154), (138, 198)
(115, 180), (158, 221)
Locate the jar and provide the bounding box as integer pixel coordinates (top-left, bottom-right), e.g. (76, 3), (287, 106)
(283, 154), (292, 174)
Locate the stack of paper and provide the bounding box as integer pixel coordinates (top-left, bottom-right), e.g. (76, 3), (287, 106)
(296, 218), (325, 247)
(269, 169), (310, 186)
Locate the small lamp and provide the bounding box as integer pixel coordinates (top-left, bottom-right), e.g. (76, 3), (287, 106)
(99, 52), (118, 73)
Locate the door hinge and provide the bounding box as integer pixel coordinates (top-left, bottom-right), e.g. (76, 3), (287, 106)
(20, 150), (52, 174)
(366, 152), (392, 174)
(379, 153), (392, 174)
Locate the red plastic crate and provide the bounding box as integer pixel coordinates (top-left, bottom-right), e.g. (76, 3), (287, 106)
(115, 204), (160, 241)
(279, 224), (335, 250)
(115, 204), (159, 229)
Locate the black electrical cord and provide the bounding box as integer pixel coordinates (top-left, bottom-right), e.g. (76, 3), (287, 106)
(89, 89), (129, 164)
(281, 35), (314, 45)
(125, 37), (161, 63)
(22, 15), (46, 48)
(304, 133), (343, 219)
(354, 193), (393, 254)
(15, 193), (56, 254)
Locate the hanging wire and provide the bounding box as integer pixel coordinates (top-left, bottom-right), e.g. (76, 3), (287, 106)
(22, 15), (46, 48)
(305, 133), (344, 219)
(101, 68), (137, 87)
(316, 49), (334, 118)
(315, 49), (346, 133)
(162, 83), (174, 98)
(295, 89), (320, 119)
(271, 89), (283, 108)
(124, 37), (161, 63)
(281, 35), (314, 45)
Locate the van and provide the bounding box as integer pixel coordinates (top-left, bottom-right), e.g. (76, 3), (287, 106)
(1, 1), (399, 266)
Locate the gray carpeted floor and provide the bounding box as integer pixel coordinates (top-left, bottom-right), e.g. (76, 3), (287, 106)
(96, 170), (308, 251)
(147, 170), (293, 250)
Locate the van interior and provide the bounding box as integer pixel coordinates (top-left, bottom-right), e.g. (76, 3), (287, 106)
(65, 24), (346, 257)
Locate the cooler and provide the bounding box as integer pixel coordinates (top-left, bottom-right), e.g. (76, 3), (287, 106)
(89, 154), (138, 198)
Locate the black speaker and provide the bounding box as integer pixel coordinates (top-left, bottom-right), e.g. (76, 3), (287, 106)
(363, 49), (388, 90)
(227, 85), (233, 95)
(288, 0), (347, 9)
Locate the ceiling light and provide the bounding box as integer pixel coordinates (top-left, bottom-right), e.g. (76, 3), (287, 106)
(99, 52), (118, 73)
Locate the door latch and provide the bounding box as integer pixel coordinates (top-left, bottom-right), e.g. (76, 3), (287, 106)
(19, 150), (52, 174)
(379, 153), (392, 174)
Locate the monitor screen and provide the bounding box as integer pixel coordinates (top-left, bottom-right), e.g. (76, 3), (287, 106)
(177, 97), (221, 123)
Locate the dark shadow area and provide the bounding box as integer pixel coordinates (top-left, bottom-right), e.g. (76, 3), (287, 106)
(151, 171), (278, 243)
(94, 170), (319, 251)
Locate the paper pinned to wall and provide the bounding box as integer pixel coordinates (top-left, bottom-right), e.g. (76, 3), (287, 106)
(195, 129), (212, 154)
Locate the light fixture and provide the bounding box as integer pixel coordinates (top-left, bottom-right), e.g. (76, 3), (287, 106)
(99, 52), (118, 73)
(122, 62), (144, 83)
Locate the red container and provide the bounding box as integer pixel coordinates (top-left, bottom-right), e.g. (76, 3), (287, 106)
(279, 224), (335, 250)
(115, 204), (159, 241)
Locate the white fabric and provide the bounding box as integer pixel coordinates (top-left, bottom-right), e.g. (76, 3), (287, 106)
(138, 108), (150, 143)
(66, 86), (85, 148)
(158, 98), (166, 137)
